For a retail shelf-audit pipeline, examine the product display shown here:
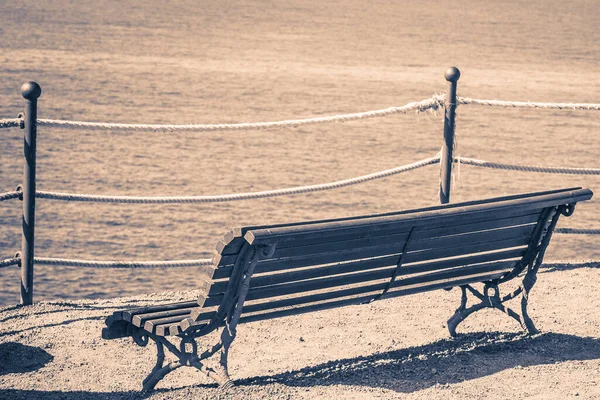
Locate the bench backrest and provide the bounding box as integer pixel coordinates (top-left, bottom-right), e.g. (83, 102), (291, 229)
(196, 188), (592, 326)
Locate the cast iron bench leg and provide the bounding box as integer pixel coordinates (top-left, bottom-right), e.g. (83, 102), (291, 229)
(142, 340), (166, 389)
(142, 361), (182, 391)
(137, 332), (233, 391)
(447, 265), (540, 337)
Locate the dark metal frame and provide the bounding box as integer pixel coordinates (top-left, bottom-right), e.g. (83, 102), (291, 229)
(128, 243), (277, 391)
(447, 204), (573, 336)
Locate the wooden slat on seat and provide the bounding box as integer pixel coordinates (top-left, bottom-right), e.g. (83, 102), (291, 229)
(132, 307), (198, 327)
(143, 310), (216, 336)
(121, 300), (199, 322)
(156, 323), (182, 337)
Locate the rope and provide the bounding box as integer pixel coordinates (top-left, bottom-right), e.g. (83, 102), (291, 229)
(0, 119), (20, 129)
(0, 191), (21, 202)
(456, 156), (600, 175)
(35, 154), (441, 203)
(34, 257), (213, 268)
(555, 228), (600, 235)
(457, 97), (600, 110)
(35, 96), (445, 132)
(0, 258), (20, 269)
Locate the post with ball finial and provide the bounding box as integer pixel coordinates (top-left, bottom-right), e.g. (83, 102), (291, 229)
(20, 82), (41, 305)
(439, 67), (460, 204)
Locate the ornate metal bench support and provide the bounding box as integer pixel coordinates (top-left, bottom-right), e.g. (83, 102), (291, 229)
(142, 361), (182, 391)
(447, 267), (540, 337)
(136, 332), (230, 391)
(448, 204), (569, 337)
(141, 340), (165, 389)
(134, 244), (276, 392)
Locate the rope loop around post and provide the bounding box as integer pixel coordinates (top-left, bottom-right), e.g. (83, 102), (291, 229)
(0, 191), (21, 202)
(0, 257), (21, 269)
(0, 118), (22, 129)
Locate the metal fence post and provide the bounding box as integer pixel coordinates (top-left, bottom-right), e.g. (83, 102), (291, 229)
(20, 82), (41, 305)
(440, 67), (460, 204)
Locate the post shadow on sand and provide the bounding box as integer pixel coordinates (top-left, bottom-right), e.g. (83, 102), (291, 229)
(240, 332), (600, 393)
(0, 342), (53, 375)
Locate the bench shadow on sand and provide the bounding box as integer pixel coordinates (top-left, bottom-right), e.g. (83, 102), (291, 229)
(241, 331), (600, 393)
(1, 331), (599, 398)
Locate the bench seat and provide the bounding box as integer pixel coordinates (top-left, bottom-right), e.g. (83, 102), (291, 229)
(105, 301), (215, 337)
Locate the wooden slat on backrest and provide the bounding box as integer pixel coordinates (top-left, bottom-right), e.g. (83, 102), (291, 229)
(190, 230), (247, 315)
(236, 218), (540, 299)
(245, 189), (591, 245)
(227, 188), (592, 322)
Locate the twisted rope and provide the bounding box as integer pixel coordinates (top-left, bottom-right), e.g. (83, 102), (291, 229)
(456, 156), (600, 175)
(0, 258), (20, 269)
(0, 119), (20, 129)
(35, 96), (445, 132)
(35, 154), (440, 203)
(555, 228), (600, 235)
(34, 257), (213, 268)
(0, 191), (21, 202)
(457, 97), (600, 110)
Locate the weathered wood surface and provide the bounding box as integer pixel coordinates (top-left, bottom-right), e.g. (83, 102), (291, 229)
(103, 187), (592, 340)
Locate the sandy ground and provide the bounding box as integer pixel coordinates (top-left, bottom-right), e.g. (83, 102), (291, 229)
(1, 263), (600, 400)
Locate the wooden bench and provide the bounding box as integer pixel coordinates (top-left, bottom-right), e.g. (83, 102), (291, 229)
(102, 187), (593, 391)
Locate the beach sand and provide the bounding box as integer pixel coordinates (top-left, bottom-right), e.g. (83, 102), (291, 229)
(1, 262), (600, 399)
